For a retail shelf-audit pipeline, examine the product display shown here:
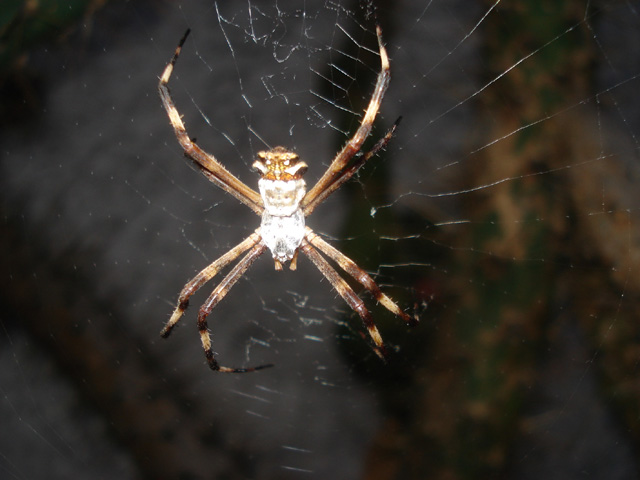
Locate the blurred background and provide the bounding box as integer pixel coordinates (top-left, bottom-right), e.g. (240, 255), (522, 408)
(1, 1), (639, 479)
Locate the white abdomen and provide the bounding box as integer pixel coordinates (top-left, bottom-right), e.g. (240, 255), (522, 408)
(258, 177), (306, 263)
(260, 209), (305, 263)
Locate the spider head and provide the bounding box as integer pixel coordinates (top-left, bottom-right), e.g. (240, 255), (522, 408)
(253, 146), (308, 181)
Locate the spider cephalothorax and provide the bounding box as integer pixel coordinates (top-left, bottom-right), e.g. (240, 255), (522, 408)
(253, 147), (308, 181)
(158, 26), (417, 373)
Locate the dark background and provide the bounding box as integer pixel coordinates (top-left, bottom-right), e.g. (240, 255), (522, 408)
(1, 1), (639, 479)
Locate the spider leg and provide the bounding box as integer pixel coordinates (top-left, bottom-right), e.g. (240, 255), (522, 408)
(299, 240), (389, 361)
(302, 117), (401, 216)
(305, 228), (418, 327)
(197, 242), (271, 373)
(161, 232), (261, 338)
(158, 29), (264, 215)
(301, 24), (390, 212)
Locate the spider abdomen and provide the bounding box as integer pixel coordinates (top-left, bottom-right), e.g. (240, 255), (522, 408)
(260, 208), (305, 264)
(257, 175), (307, 265)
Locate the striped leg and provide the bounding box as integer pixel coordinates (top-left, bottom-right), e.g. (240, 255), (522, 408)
(299, 240), (389, 361)
(158, 29), (264, 214)
(305, 228), (418, 327)
(161, 232), (261, 339)
(302, 118), (401, 216)
(301, 25), (391, 213)
(196, 242), (270, 373)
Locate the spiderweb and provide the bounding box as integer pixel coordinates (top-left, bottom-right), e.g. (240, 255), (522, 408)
(0, 1), (638, 478)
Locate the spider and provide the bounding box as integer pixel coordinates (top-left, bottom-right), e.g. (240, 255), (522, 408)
(158, 26), (417, 373)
